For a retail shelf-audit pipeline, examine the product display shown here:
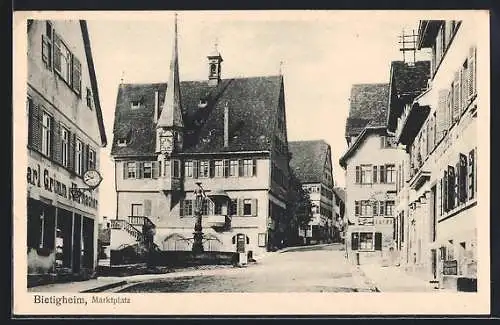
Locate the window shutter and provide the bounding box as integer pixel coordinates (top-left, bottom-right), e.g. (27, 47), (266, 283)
(144, 199), (152, 216)
(223, 159), (229, 178)
(436, 90), (448, 141)
(354, 201), (360, 216)
(232, 235), (236, 245)
(152, 161), (159, 179)
(468, 46), (476, 98)
(351, 233), (359, 250)
(27, 98), (34, 147)
(209, 160), (215, 178)
(373, 166), (378, 183)
(179, 200), (184, 217)
(31, 103), (43, 152)
(83, 144), (90, 173)
(443, 170), (448, 212)
(355, 166), (360, 184)
(447, 166), (455, 210)
(135, 162), (141, 179)
(72, 56), (82, 95)
(379, 165), (385, 183)
(380, 136), (385, 148)
(238, 159), (244, 177)
(453, 72), (460, 123)
(123, 162), (128, 179)
(41, 35), (52, 68)
(252, 159), (257, 177)
(193, 160), (198, 179)
(375, 232), (382, 251)
(238, 199), (244, 216)
(468, 149), (475, 200)
(70, 133), (76, 172)
(52, 120), (61, 163)
(251, 199), (258, 217)
(372, 201), (378, 216)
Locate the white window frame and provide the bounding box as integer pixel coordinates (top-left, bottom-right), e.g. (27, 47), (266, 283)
(199, 160), (210, 178)
(75, 139), (83, 175)
(54, 33), (72, 84)
(229, 160), (238, 177)
(386, 164), (396, 183)
(214, 160), (224, 177)
(361, 165), (372, 184)
(41, 111), (52, 157)
(242, 159), (253, 177)
(61, 126), (69, 167)
(127, 162), (137, 179)
(143, 161), (153, 179)
(130, 100), (141, 109)
(184, 160), (193, 178)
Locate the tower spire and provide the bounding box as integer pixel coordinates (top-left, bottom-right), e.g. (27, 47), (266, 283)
(157, 12), (184, 129)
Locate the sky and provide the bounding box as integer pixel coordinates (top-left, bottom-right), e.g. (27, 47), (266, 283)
(84, 11), (431, 219)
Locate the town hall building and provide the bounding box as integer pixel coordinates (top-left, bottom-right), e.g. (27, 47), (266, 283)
(110, 16), (291, 258)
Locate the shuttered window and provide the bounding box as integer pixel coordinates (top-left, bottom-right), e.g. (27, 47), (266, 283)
(447, 166), (456, 210)
(373, 165), (378, 183)
(41, 111), (52, 157)
(374, 232), (382, 251)
(229, 160), (238, 177)
(75, 139), (83, 175)
(60, 126), (69, 167)
(468, 149), (476, 200)
(468, 46), (477, 99)
(354, 201), (360, 216)
(199, 160), (209, 178)
(184, 160), (193, 178)
(214, 160), (224, 177)
(436, 90), (448, 142)
(72, 56), (82, 95)
(355, 166), (360, 184)
(379, 165), (386, 183)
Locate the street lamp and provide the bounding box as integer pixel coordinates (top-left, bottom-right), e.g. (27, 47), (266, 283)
(192, 182), (206, 253)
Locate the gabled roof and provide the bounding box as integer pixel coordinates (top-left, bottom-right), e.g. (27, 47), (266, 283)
(288, 140), (330, 184)
(387, 61), (431, 132)
(111, 75), (283, 157)
(80, 20), (107, 147)
(339, 126), (388, 168)
(345, 83), (389, 139)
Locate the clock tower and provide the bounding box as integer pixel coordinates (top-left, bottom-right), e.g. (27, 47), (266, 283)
(156, 13), (184, 199)
(207, 41), (223, 87)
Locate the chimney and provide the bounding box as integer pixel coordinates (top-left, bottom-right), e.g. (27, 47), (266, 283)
(224, 102), (229, 147)
(154, 91), (159, 122)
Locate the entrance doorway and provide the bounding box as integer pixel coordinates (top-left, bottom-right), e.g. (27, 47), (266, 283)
(72, 214), (82, 274)
(235, 233), (246, 253)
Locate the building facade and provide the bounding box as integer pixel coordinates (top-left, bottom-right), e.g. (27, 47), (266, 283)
(332, 187), (346, 243)
(388, 20), (479, 291)
(26, 20), (107, 284)
(289, 140), (335, 244)
(340, 83), (405, 264)
(110, 17), (291, 258)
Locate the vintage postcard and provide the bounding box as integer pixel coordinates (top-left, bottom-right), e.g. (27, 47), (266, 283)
(12, 9), (490, 316)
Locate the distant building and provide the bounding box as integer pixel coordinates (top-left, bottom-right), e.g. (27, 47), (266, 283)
(109, 16), (291, 257)
(288, 140), (335, 244)
(340, 84), (405, 264)
(26, 20), (107, 285)
(332, 187), (346, 243)
(387, 20), (478, 291)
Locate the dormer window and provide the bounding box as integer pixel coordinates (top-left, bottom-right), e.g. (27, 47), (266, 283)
(117, 138), (128, 147)
(198, 99), (208, 108)
(131, 100), (142, 109)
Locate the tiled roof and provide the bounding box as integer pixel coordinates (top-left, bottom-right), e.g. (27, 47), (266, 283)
(332, 187), (346, 203)
(288, 140), (330, 184)
(339, 126), (387, 168)
(345, 83), (389, 138)
(387, 61), (431, 131)
(111, 76), (282, 157)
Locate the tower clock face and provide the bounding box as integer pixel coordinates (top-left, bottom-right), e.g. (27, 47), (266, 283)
(160, 135), (173, 152)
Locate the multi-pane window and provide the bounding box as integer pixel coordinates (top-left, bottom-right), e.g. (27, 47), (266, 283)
(131, 204), (143, 216)
(53, 33), (72, 83)
(143, 162), (152, 178)
(86, 88), (92, 109)
(199, 160), (209, 178)
(386, 165), (396, 183)
(385, 201), (395, 216)
(242, 159), (254, 177)
(127, 162), (137, 179)
(41, 111), (52, 157)
(61, 126), (69, 167)
(184, 161), (193, 178)
(243, 199), (252, 216)
(75, 139), (83, 175)
(182, 200), (193, 216)
(359, 232), (374, 250)
(361, 165), (372, 184)
(229, 199), (238, 216)
(214, 160), (224, 177)
(361, 200), (371, 216)
(88, 148), (96, 170)
(229, 160), (238, 177)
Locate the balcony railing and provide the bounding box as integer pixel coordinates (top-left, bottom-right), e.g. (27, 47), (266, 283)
(128, 216), (156, 229)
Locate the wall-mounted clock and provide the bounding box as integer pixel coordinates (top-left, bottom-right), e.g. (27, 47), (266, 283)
(83, 169), (103, 188)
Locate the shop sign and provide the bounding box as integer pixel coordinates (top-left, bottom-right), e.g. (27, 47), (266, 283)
(27, 163), (98, 210)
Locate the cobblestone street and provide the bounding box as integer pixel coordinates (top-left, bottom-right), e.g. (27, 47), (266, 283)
(117, 244), (377, 293)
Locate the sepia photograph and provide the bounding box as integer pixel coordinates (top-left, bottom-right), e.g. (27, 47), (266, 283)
(13, 9), (490, 315)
